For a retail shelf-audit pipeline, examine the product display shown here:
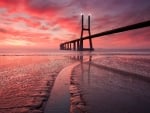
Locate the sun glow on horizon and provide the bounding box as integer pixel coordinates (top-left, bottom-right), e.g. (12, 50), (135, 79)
(4, 39), (34, 46)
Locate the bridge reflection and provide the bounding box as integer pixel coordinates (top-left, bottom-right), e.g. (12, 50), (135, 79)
(69, 55), (92, 85)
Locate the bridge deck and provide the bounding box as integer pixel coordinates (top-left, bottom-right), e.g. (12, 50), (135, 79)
(60, 20), (150, 51)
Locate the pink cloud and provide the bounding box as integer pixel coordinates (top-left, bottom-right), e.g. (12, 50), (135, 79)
(0, 0), (149, 50)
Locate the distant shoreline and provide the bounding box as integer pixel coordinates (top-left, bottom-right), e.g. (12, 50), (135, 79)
(0, 51), (150, 56)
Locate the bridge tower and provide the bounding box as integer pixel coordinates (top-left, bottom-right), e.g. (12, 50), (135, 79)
(79, 14), (94, 51)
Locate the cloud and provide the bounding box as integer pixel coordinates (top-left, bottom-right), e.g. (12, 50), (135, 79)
(13, 16), (42, 28)
(0, 28), (7, 33)
(56, 16), (80, 34)
(0, 0), (149, 49)
(0, 0), (22, 12)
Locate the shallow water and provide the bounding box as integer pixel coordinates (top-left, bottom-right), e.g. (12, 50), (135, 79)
(72, 55), (150, 113)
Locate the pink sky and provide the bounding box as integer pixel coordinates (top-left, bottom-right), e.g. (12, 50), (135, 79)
(0, 0), (150, 51)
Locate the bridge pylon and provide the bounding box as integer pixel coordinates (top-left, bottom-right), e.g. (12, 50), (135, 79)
(79, 14), (94, 51)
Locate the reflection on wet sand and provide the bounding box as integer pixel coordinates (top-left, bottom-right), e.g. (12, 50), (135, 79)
(1, 54), (149, 113)
(69, 55), (93, 85)
(70, 54), (150, 113)
(69, 55), (93, 113)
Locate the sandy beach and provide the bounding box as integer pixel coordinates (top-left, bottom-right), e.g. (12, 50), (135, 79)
(0, 55), (75, 113)
(0, 54), (150, 113)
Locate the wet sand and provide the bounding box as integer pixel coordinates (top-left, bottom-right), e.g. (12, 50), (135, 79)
(44, 62), (80, 113)
(1, 54), (150, 113)
(0, 56), (75, 113)
(71, 55), (150, 113)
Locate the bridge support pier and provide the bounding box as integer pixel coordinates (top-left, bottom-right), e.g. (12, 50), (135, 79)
(79, 39), (83, 51)
(64, 44), (66, 50)
(66, 43), (68, 50)
(70, 43), (71, 50)
(79, 14), (94, 51)
(77, 40), (80, 51)
(62, 44), (65, 50)
(73, 42), (76, 50)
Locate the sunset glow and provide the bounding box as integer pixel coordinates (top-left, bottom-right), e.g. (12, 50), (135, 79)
(4, 39), (34, 46)
(0, 0), (150, 51)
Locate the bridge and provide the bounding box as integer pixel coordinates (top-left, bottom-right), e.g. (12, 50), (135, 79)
(60, 14), (150, 51)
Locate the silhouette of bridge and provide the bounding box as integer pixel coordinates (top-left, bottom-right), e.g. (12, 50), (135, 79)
(60, 14), (150, 51)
